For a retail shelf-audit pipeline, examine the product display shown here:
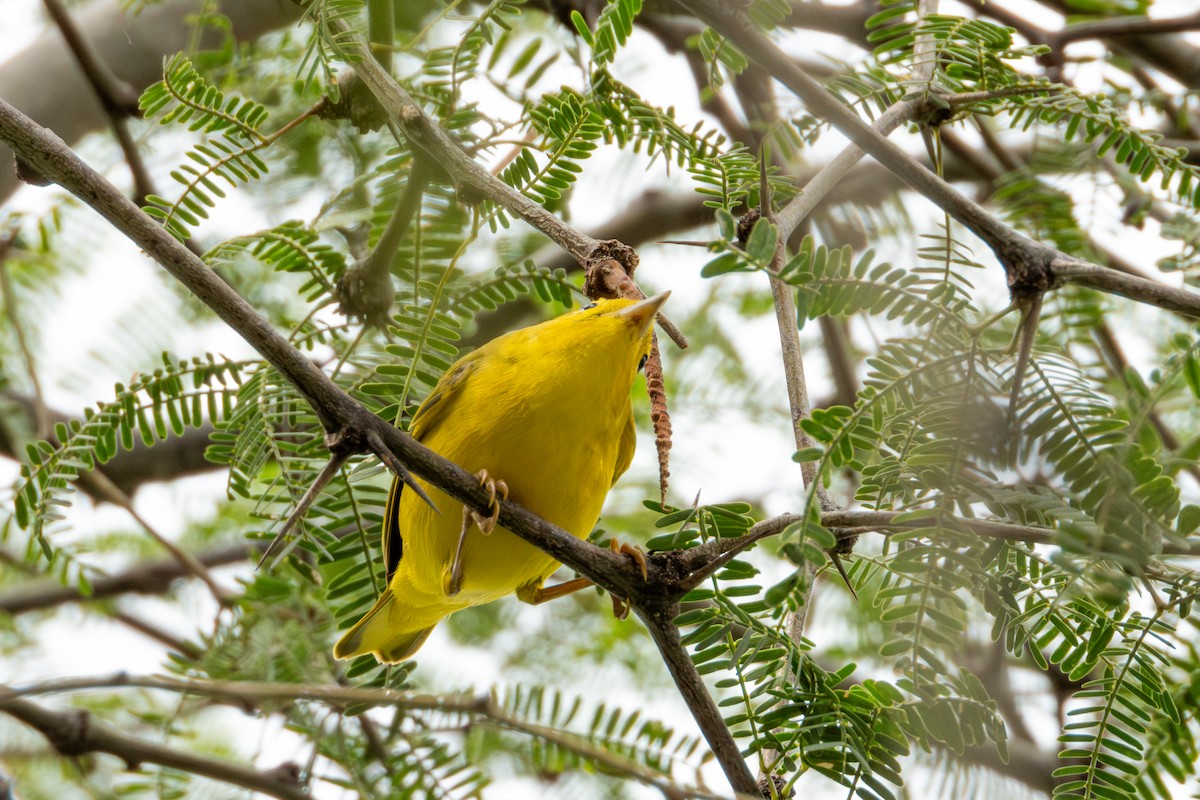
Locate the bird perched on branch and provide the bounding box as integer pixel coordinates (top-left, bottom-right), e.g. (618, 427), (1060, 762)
(334, 292), (669, 663)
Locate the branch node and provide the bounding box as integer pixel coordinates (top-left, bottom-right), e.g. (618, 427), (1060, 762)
(736, 209), (761, 245)
(49, 709), (93, 759)
(317, 70), (387, 133)
(263, 762), (304, 787)
(757, 774), (794, 798)
(583, 246), (640, 299)
(1001, 242), (1060, 305)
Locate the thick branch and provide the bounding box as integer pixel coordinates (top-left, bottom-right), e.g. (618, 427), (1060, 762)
(1053, 259), (1200, 317)
(0, 691), (311, 800)
(636, 605), (761, 797)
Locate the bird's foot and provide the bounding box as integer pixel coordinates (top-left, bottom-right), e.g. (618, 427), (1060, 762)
(607, 538), (647, 620)
(470, 469), (508, 535)
(445, 470), (509, 597)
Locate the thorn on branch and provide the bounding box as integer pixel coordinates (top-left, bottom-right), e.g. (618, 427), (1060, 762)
(365, 428), (437, 511)
(258, 450), (350, 569)
(1006, 292), (1043, 431)
(318, 70), (388, 134)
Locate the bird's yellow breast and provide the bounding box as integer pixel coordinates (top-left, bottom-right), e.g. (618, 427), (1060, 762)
(395, 318), (639, 607)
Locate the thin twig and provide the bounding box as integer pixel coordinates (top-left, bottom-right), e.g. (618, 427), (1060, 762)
(78, 467), (230, 605)
(110, 609), (204, 658)
(679, 509), (1200, 571)
(774, 100), (917, 239)
(0, 228), (51, 439)
(1091, 321), (1200, 487)
(41, 0), (155, 203)
(1053, 258), (1200, 317)
(1056, 11), (1200, 45)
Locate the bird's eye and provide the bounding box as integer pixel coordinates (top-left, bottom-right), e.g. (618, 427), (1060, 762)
(582, 302), (597, 310)
(637, 354), (648, 372)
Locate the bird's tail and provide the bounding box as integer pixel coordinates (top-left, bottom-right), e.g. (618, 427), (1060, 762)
(333, 588), (437, 663)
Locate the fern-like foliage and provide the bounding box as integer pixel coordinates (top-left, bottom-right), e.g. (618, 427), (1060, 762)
(489, 684), (710, 785)
(570, 0), (644, 66)
(295, 0), (362, 98)
(421, 0), (524, 115)
(139, 54), (273, 240)
(662, 503), (920, 800)
(205, 220), (348, 311)
(1001, 90), (1200, 209)
(486, 88), (605, 228)
(13, 353), (247, 566)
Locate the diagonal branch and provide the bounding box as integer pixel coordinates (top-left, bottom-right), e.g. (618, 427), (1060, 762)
(41, 0), (154, 203)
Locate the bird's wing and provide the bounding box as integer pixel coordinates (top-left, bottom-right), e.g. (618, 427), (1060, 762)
(381, 352), (484, 581)
(611, 408), (637, 486)
(382, 474), (404, 582)
(410, 350), (483, 441)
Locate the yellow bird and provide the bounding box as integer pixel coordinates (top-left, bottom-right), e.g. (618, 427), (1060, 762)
(334, 292), (669, 663)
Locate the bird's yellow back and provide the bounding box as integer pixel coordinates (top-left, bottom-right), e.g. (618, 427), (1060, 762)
(334, 294), (665, 663)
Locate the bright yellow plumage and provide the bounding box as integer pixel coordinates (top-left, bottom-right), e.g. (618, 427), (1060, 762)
(334, 293), (667, 663)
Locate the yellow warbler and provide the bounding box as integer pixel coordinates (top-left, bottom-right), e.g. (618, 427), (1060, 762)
(334, 292), (669, 663)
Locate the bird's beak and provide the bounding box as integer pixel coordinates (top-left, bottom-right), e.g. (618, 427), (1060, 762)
(616, 291), (670, 335)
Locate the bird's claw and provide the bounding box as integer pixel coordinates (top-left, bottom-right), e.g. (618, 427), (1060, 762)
(471, 469), (508, 535)
(609, 538), (648, 581)
(607, 538), (647, 620)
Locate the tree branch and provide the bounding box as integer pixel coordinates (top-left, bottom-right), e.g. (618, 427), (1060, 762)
(635, 606), (761, 796)
(0, 691), (312, 800)
(678, 0), (1200, 318)
(7, 674), (733, 800)
(1052, 258), (1200, 317)
(333, 20), (599, 265)
(676, 507), (1200, 581)
(41, 0), (155, 203)
(0, 541), (256, 615)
